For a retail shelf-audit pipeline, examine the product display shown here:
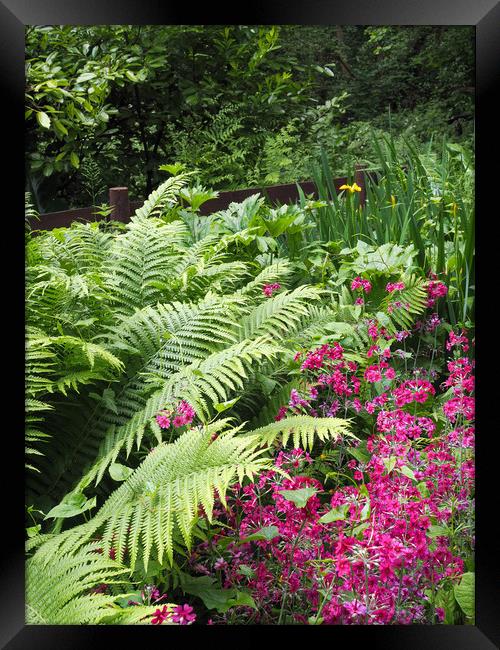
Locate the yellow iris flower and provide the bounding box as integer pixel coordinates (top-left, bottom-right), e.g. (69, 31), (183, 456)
(339, 182), (362, 194)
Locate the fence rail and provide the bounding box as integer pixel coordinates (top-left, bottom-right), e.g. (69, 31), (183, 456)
(29, 166), (369, 231)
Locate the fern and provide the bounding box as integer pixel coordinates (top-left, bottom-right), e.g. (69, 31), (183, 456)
(245, 415), (356, 451)
(26, 542), (128, 624)
(237, 259), (293, 296)
(237, 285), (323, 341)
(380, 274), (429, 334)
(34, 422), (272, 570)
(26, 541), (181, 625)
(77, 335), (281, 489)
(25, 191), (38, 231)
(105, 218), (190, 314)
(133, 173), (190, 220)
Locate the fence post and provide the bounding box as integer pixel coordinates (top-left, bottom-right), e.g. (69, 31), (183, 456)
(354, 164), (367, 207)
(109, 187), (130, 223)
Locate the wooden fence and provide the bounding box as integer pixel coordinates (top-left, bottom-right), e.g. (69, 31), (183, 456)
(29, 165), (368, 231)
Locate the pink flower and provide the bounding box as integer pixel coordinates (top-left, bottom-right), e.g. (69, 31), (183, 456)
(156, 414), (171, 429)
(367, 321), (379, 340)
(263, 283), (281, 297)
(275, 406), (288, 421)
(427, 281), (448, 306)
(386, 281), (405, 293)
(385, 368), (396, 380)
(351, 398), (362, 412)
(446, 330), (469, 353)
(177, 400), (196, 421)
(351, 276), (372, 293)
(171, 604), (196, 625)
(187, 303), (474, 626)
(364, 365), (383, 383)
(151, 606), (169, 625)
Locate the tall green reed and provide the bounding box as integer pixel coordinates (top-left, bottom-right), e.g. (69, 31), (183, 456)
(308, 132), (474, 325)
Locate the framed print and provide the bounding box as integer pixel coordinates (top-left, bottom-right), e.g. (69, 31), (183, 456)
(2, 0), (497, 647)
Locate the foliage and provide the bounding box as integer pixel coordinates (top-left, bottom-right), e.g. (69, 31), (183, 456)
(308, 135), (474, 325)
(25, 165), (474, 626)
(26, 25), (474, 210)
(188, 328), (474, 625)
(26, 25), (317, 209)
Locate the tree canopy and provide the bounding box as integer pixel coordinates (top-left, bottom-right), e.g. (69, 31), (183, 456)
(26, 25), (474, 212)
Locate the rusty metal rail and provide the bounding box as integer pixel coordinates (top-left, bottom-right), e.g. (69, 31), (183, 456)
(29, 165), (369, 231)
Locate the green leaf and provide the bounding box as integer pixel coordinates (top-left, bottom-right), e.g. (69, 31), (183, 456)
(70, 151), (80, 168)
(179, 574), (240, 612)
(213, 397), (240, 413)
(435, 586), (458, 624)
(76, 72), (97, 83)
(53, 119), (68, 136)
(383, 456), (397, 474)
(358, 483), (369, 499)
(352, 522), (370, 538)
(125, 70), (138, 82)
(237, 564), (255, 578)
(45, 492), (96, 519)
(399, 465), (416, 481)
(454, 572), (474, 620)
(416, 481), (430, 497)
(256, 373), (277, 396)
(115, 591), (143, 608)
(427, 524), (449, 538)
(109, 462), (134, 482)
(219, 591), (257, 613)
(256, 236), (269, 253)
(36, 111), (51, 129)
(359, 497), (371, 521)
(26, 525), (41, 538)
(319, 503), (350, 523)
(241, 525), (279, 543)
(347, 444), (370, 464)
(159, 162), (185, 175)
(279, 487), (317, 508)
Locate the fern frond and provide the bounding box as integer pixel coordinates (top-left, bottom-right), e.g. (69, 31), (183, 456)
(35, 423), (271, 570)
(237, 259), (294, 296)
(79, 335), (281, 488)
(245, 415), (356, 451)
(105, 219), (190, 314)
(380, 274), (429, 334)
(133, 173), (190, 220)
(102, 603), (178, 625)
(26, 542), (128, 624)
(238, 285), (323, 340)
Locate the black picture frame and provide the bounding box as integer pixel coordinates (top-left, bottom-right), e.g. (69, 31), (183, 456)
(3, 1), (498, 647)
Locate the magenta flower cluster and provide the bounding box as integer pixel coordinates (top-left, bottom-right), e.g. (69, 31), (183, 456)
(156, 400), (196, 430)
(351, 276), (372, 293)
(386, 281), (405, 292)
(151, 604), (196, 625)
(189, 320), (474, 625)
(426, 280), (448, 307)
(262, 283), (282, 297)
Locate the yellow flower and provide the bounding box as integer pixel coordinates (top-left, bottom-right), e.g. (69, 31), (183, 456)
(390, 194), (397, 207)
(339, 182), (362, 194)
